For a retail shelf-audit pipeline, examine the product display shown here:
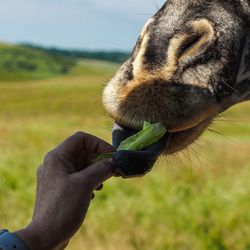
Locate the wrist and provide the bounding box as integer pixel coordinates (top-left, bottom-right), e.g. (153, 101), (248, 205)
(15, 225), (68, 250)
(15, 226), (45, 250)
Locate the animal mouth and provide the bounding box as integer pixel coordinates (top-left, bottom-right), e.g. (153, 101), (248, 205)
(115, 116), (213, 154)
(103, 80), (218, 154)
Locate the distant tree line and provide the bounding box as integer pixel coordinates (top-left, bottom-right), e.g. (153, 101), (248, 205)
(21, 44), (130, 64)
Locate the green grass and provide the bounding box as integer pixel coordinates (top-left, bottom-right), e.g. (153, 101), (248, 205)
(0, 42), (76, 81)
(0, 61), (250, 250)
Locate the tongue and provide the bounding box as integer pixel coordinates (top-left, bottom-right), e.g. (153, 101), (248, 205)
(112, 123), (139, 148)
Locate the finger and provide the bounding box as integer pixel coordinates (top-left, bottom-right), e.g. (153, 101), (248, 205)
(85, 152), (99, 167)
(57, 131), (114, 156)
(54, 132), (114, 171)
(76, 159), (115, 190)
(113, 171), (122, 177)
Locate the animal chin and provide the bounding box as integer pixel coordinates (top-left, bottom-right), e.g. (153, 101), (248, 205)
(165, 117), (212, 154)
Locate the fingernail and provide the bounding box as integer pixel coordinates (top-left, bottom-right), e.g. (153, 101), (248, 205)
(113, 170), (122, 177)
(96, 184), (103, 191)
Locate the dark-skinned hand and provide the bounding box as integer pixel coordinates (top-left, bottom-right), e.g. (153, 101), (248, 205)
(15, 132), (115, 250)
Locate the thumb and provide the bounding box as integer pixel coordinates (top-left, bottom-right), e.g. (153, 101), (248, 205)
(77, 159), (115, 190)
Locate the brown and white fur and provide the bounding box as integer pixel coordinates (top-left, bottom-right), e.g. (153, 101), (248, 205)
(103, 0), (250, 153)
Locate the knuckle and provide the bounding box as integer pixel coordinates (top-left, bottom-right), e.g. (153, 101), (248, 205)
(44, 150), (60, 165)
(44, 150), (55, 162)
(81, 175), (95, 190)
(37, 165), (45, 179)
(82, 176), (92, 187)
(37, 165), (43, 174)
(73, 131), (86, 139)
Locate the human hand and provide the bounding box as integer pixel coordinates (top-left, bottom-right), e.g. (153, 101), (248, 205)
(15, 132), (115, 250)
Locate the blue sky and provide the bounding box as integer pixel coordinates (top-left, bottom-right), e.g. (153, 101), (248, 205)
(0, 0), (166, 51)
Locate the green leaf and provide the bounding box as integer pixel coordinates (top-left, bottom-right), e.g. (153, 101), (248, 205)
(93, 122), (167, 163)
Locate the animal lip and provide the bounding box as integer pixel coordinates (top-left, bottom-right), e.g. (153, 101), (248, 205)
(112, 122), (170, 156)
(166, 120), (205, 133)
(113, 119), (194, 139)
(115, 116), (210, 136)
(114, 116), (212, 155)
(115, 115), (208, 135)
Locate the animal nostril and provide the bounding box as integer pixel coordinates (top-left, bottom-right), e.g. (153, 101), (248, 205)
(178, 34), (203, 58)
(167, 19), (215, 66)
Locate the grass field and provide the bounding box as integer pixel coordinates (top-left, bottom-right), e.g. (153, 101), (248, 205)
(0, 60), (250, 250)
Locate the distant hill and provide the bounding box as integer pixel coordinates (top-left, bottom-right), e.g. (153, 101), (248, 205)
(0, 42), (129, 81)
(0, 43), (76, 81)
(22, 44), (130, 64)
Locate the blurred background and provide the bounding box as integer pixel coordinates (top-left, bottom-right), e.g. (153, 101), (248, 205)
(0, 1), (250, 249)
